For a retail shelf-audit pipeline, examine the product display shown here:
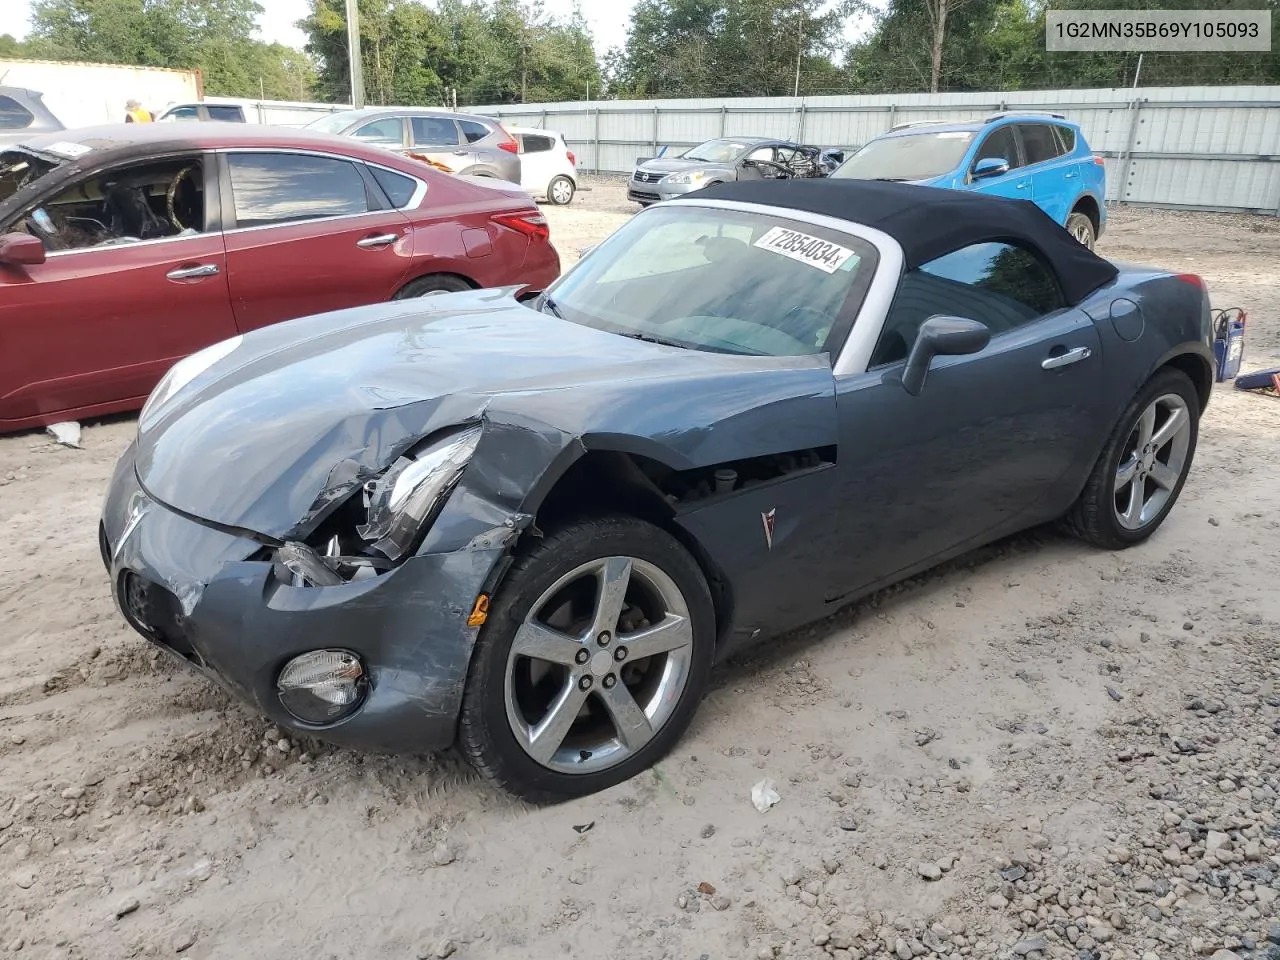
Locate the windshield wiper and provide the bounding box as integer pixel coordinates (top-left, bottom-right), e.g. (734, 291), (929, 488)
(539, 295), (564, 319)
(621, 331), (689, 349)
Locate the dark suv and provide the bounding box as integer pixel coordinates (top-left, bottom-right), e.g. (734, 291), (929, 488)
(307, 108), (521, 183)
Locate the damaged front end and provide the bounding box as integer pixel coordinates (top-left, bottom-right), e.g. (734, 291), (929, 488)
(101, 413), (557, 754)
(268, 423), (487, 588)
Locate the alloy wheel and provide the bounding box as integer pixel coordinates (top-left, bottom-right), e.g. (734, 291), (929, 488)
(551, 178), (574, 204)
(1113, 393), (1192, 531)
(503, 556), (694, 775)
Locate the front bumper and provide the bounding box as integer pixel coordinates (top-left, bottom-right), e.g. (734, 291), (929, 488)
(628, 178), (702, 204)
(101, 442), (501, 753)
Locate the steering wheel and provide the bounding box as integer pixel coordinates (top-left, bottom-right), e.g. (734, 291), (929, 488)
(778, 305), (837, 347)
(166, 165), (198, 231)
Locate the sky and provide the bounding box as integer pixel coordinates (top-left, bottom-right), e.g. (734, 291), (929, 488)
(0, 0), (637, 54)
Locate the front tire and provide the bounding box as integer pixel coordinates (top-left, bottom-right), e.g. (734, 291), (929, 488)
(458, 516), (715, 802)
(547, 175), (575, 205)
(1067, 210), (1096, 249)
(1062, 368), (1199, 549)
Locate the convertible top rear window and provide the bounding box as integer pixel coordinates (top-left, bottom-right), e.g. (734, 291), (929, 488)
(543, 205), (876, 358)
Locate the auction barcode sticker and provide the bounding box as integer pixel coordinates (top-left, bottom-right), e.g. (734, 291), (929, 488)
(754, 227), (856, 274)
(1046, 10), (1271, 52)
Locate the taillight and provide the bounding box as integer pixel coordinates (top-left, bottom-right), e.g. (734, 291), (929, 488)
(498, 139), (518, 154)
(567, 150), (576, 167)
(1093, 155), (1105, 166)
(1175, 273), (1204, 287)
(492, 211), (549, 241)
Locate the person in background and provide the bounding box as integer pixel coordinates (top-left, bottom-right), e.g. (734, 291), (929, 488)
(124, 99), (152, 123)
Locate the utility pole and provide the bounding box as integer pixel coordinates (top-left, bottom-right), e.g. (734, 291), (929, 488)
(345, 0), (365, 109)
(793, 21), (803, 98)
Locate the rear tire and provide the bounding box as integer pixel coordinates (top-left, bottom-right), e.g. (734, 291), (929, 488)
(1062, 368), (1199, 550)
(1067, 210), (1096, 249)
(393, 274), (472, 299)
(458, 515), (715, 803)
(547, 175), (575, 205)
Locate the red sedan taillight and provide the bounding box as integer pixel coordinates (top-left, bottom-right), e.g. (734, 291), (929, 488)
(1093, 155), (1105, 167)
(492, 211), (550, 241)
(498, 139), (518, 154)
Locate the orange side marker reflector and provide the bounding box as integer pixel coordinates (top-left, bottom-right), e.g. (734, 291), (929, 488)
(467, 594), (490, 627)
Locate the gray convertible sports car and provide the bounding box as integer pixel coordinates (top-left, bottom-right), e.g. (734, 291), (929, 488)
(101, 180), (1214, 802)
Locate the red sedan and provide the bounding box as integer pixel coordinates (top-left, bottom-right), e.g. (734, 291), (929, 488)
(0, 123), (561, 433)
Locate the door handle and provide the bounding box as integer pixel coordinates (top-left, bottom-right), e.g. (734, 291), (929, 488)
(1016, 181), (1030, 190)
(1064, 171), (1080, 180)
(1042, 346), (1092, 370)
(166, 263), (219, 280)
(356, 233), (399, 249)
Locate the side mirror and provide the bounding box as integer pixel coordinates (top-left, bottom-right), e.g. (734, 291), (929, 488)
(0, 233), (46, 267)
(577, 244), (596, 259)
(972, 157), (1010, 180)
(901, 315), (991, 396)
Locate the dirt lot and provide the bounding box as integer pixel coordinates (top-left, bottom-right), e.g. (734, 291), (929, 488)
(2, 178), (1279, 960)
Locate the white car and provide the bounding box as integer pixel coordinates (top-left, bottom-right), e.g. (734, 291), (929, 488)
(508, 126), (578, 205)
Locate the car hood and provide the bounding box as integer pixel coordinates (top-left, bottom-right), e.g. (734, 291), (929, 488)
(636, 157), (730, 176)
(134, 288), (834, 539)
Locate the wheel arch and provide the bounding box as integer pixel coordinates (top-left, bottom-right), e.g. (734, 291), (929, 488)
(515, 446), (736, 647)
(1071, 193), (1102, 233)
(393, 270), (479, 298)
(1157, 348), (1214, 413)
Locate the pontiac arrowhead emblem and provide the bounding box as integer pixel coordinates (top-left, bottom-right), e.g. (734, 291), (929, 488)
(762, 508), (776, 550)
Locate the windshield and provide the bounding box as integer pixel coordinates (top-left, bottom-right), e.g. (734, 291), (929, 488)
(681, 139), (751, 163)
(832, 130), (976, 182)
(542, 205), (873, 357)
(0, 150), (62, 205)
(306, 112), (364, 134)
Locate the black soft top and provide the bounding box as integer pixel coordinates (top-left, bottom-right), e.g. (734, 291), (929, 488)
(679, 178), (1118, 305)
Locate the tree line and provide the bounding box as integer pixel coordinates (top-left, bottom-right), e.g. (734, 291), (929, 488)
(2, 0), (316, 101)
(2, 0), (1276, 106)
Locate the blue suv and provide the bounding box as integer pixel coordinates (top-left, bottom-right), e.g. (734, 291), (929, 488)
(831, 112), (1106, 249)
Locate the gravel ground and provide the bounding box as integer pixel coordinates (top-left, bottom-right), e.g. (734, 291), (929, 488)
(1, 178), (1278, 960)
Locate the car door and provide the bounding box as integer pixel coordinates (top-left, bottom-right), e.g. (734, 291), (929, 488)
(517, 132), (556, 192)
(0, 152), (236, 427)
(163, 105), (201, 123)
(349, 115), (408, 152)
(219, 150), (413, 333)
(827, 240), (1104, 600)
(206, 104), (246, 124)
(737, 144), (779, 181)
(1017, 123), (1075, 226)
(410, 116), (467, 172)
(967, 125), (1031, 201)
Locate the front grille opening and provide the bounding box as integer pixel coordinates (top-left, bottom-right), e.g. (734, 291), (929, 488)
(118, 571), (202, 666)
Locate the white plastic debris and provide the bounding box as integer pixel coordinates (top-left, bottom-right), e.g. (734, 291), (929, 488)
(46, 421), (82, 448)
(751, 778), (780, 813)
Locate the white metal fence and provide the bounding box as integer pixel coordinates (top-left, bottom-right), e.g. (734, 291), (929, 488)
(469, 86), (1280, 215)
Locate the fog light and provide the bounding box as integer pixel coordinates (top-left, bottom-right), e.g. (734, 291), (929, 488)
(276, 650), (367, 725)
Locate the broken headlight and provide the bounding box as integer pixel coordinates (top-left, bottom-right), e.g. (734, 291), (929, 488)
(358, 424), (482, 562)
(274, 424), (482, 587)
